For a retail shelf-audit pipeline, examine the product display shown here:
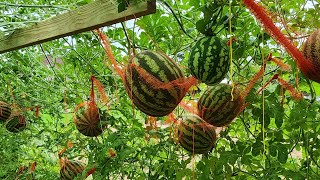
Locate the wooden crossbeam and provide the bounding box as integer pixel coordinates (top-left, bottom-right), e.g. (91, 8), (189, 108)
(0, 0), (156, 54)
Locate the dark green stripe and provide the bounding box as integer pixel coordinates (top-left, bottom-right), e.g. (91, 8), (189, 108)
(178, 114), (216, 154)
(124, 66), (181, 116)
(5, 116), (26, 132)
(198, 84), (242, 126)
(68, 161), (85, 173)
(60, 160), (85, 180)
(0, 106), (11, 121)
(189, 37), (229, 85)
(179, 138), (212, 154)
(135, 51), (183, 82)
(76, 112), (102, 137)
(61, 168), (73, 180)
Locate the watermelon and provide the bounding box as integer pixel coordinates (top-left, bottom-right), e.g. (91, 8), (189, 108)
(124, 50), (185, 117)
(0, 101), (12, 122)
(75, 105), (106, 137)
(5, 112), (27, 133)
(178, 114), (216, 154)
(198, 83), (244, 127)
(188, 36), (229, 85)
(60, 158), (85, 180)
(302, 29), (320, 82)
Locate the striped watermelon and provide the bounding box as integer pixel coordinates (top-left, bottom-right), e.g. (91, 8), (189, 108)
(188, 36), (229, 85)
(5, 112), (27, 133)
(198, 83), (244, 127)
(178, 114), (216, 154)
(75, 104), (106, 137)
(60, 157), (85, 180)
(124, 50), (185, 117)
(0, 101), (12, 122)
(302, 29), (320, 81)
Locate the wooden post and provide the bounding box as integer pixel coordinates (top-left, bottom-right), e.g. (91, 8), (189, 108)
(0, 0), (156, 54)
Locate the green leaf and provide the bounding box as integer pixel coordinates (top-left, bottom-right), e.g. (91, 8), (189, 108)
(196, 19), (214, 36)
(277, 145), (288, 164)
(269, 144), (278, 157)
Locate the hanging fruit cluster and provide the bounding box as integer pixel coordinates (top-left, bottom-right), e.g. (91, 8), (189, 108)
(2, 0), (320, 178)
(173, 1), (236, 154)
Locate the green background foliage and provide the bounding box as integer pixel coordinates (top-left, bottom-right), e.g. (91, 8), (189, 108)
(0, 0), (320, 179)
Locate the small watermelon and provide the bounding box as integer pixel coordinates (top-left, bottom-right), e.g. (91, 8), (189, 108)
(124, 50), (185, 117)
(178, 114), (216, 154)
(60, 157), (85, 180)
(302, 29), (320, 83)
(75, 103), (106, 137)
(198, 83), (244, 127)
(0, 101), (12, 122)
(5, 112), (27, 133)
(188, 36), (229, 85)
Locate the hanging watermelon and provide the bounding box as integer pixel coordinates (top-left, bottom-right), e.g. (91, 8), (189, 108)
(198, 83), (244, 127)
(124, 50), (189, 117)
(177, 114), (216, 154)
(59, 157), (85, 180)
(5, 111), (27, 133)
(75, 102), (105, 137)
(302, 29), (320, 80)
(97, 30), (198, 117)
(0, 101), (12, 122)
(74, 76), (108, 137)
(188, 36), (229, 85)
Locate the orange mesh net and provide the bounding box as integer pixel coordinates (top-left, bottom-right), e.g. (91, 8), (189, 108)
(266, 53), (291, 72)
(257, 73), (302, 100)
(73, 75), (108, 125)
(242, 0), (320, 83)
(125, 63), (197, 102)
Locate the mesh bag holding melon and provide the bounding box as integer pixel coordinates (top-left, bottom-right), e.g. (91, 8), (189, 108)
(73, 76), (109, 137)
(97, 29), (198, 117)
(96, 29), (232, 155)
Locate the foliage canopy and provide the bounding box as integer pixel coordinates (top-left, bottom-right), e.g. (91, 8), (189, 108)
(0, 0), (320, 179)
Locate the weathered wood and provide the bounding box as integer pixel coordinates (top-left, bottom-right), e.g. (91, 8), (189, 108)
(0, 0), (156, 54)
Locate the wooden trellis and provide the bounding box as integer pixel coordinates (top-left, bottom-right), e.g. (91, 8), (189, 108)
(0, 0), (156, 54)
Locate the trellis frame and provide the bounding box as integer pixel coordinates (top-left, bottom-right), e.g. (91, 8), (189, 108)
(0, 0), (156, 54)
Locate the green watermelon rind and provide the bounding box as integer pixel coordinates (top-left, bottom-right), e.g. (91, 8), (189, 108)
(178, 114), (216, 154)
(198, 83), (243, 127)
(75, 107), (106, 137)
(60, 160), (85, 180)
(124, 50), (185, 117)
(188, 36), (229, 85)
(5, 114), (26, 133)
(0, 102), (12, 122)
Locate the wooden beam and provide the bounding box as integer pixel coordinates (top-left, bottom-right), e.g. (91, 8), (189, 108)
(0, 0), (156, 54)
